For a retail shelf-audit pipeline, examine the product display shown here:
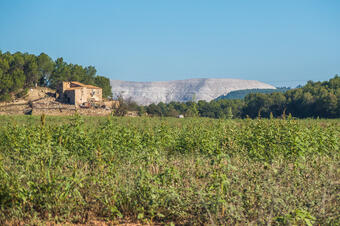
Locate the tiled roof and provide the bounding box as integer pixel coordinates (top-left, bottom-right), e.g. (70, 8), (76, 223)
(64, 87), (80, 90)
(65, 81), (101, 89)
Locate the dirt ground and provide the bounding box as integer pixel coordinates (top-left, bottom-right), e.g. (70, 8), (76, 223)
(5, 220), (161, 226)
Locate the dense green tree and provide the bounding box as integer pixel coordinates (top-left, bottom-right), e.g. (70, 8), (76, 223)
(23, 54), (39, 87)
(243, 93), (270, 118)
(0, 51), (112, 102)
(268, 92), (286, 117)
(146, 103), (162, 116)
(166, 105), (179, 117)
(49, 57), (69, 89)
(157, 102), (167, 116)
(94, 76), (113, 98)
(82, 66), (96, 84)
(37, 53), (54, 86)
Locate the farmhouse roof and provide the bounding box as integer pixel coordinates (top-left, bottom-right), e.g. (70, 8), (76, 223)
(67, 81), (101, 89)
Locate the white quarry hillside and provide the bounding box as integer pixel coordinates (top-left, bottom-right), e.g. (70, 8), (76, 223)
(110, 78), (276, 105)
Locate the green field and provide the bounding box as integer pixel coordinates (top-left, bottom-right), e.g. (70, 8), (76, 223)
(0, 115), (339, 225)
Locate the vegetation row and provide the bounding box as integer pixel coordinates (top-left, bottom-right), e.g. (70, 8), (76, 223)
(0, 116), (339, 224)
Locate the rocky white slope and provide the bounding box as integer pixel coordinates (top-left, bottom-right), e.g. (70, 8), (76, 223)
(110, 78), (275, 105)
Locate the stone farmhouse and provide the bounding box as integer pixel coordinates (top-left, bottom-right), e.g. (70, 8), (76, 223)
(57, 81), (102, 106)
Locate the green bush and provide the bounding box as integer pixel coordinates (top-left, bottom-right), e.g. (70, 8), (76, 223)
(15, 88), (28, 99)
(0, 93), (11, 102)
(0, 116), (339, 224)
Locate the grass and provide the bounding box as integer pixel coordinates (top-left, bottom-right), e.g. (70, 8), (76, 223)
(0, 115), (339, 225)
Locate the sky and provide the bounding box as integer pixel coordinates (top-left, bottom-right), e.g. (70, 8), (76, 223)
(0, 0), (339, 87)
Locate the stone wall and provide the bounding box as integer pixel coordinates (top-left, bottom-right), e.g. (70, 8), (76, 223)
(84, 88), (102, 102)
(61, 88), (102, 106)
(58, 81), (103, 106)
(0, 98), (114, 116)
(0, 86), (114, 116)
(31, 107), (112, 116)
(0, 103), (31, 115)
(102, 100), (120, 109)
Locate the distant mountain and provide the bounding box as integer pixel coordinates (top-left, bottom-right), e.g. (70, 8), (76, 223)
(215, 87), (290, 100)
(110, 78), (276, 105)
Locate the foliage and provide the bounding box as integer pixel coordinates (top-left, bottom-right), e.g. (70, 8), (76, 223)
(144, 99), (245, 118)
(0, 51), (113, 101)
(0, 116), (339, 224)
(114, 94), (139, 116)
(143, 75), (340, 119)
(94, 76), (113, 98)
(216, 87), (290, 100)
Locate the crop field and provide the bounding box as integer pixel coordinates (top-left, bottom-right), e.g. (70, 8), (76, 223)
(0, 115), (339, 225)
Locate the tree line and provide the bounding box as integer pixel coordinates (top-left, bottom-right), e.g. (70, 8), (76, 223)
(119, 75), (340, 119)
(242, 75), (340, 118)
(0, 51), (112, 101)
(216, 87), (290, 100)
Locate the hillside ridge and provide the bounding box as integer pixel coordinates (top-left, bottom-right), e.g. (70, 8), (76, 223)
(110, 78), (276, 105)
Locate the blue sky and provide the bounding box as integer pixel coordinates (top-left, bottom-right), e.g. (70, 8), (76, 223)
(0, 0), (339, 87)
